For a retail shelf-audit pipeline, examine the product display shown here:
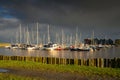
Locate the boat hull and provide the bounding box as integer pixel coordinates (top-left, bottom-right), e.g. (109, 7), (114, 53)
(70, 48), (90, 51)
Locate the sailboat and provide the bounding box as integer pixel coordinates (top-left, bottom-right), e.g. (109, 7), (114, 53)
(43, 43), (59, 50)
(27, 23), (40, 50)
(10, 24), (22, 49)
(70, 28), (93, 51)
(42, 25), (59, 51)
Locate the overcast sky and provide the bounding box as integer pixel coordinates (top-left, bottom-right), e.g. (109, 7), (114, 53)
(0, 0), (120, 42)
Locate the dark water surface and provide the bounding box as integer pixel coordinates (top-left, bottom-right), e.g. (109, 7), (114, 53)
(0, 47), (120, 59)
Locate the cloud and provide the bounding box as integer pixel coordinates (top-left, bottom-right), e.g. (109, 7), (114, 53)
(0, 0), (120, 42)
(1, 0), (120, 26)
(0, 17), (20, 30)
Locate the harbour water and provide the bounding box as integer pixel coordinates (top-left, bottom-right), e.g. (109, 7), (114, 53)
(0, 47), (120, 59)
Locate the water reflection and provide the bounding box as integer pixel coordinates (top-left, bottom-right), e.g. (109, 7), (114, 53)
(48, 50), (59, 57)
(0, 69), (9, 73)
(0, 47), (120, 59)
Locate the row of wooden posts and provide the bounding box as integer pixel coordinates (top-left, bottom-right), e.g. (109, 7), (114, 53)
(0, 55), (120, 68)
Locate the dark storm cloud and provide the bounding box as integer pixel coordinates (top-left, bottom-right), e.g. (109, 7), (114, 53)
(0, 0), (120, 41)
(1, 0), (120, 27)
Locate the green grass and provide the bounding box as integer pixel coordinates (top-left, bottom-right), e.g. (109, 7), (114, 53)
(0, 73), (45, 80)
(0, 60), (120, 79)
(0, 73), (31, 80)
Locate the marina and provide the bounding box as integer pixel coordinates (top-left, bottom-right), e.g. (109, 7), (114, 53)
(0, 1), (120, 80)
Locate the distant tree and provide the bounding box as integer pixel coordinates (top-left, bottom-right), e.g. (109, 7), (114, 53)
(115, 39), (120, 45)
(84, 39), (91, 44)
(94, 38), (99, 44)
(108, 39), (113, 45)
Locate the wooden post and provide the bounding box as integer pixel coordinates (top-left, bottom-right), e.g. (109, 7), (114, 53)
(56, 57), (58, 65)
(97, 58), (99, 67)
(83, 59), (86, 66)
(0, 55), (2, 60)
(104, 59), (106, 67)
(86, 59), (89, 66)
(3, 56), (5, 60)
(117, 58), (120, 68)
(108, 59), (111, 67)
(62, 58), (64, 65)
(39, 57), (42, 63)
(94, 58), (97, 67)
(111, 58), (114, 68)
(66, 59), (69, 65)
(64, 58), (66, 65)
(24, 57), (26, 61)
(115, 58), (117, 68)
(74, 58), (78, 65)
(81, 59), (83, 66)
(51, 57), (54, 64)
(88, 59), (91, 66)
(55, 57), (56, 65)
(69, 58), (70, 65)
(101, 58), (104, 68)
(78, 59), (81, 65)
(59, 57), (60, 64)
(60, 58), (62, 64)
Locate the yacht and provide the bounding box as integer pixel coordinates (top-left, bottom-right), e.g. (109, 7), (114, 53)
(42, 43), (59, 51)
(27, 44), (39, 50)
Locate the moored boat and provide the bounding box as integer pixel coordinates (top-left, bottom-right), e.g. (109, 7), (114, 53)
(26, 45), (39, 50)
(70, 44), (94, 52)
(42, 43), (59, 51)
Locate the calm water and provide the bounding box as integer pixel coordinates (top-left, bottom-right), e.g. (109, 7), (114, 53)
(0, 47), (120, 59)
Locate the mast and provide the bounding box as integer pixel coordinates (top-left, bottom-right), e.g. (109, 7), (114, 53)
(23, 27), (26, 43)
(19, 24), (22, 43)
(61, 29), (65, 47)
(75, 27), (78, 47)
(43, 34), (46, 44)
(26, 27), (29, 44)
(92, 30), (94, 45)
(31, 27), (34, 44)
(37, 22), (39, 45)
(70, 34), (73, 45)
(16, 28), (19, 43)
(55, 33), (58, 43)
(66, 35), (69, 46)
(48, 25), (50, 43)
(79, 33), (82, 43)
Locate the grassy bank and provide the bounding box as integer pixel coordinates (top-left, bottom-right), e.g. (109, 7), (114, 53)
(0, 60), (120, 80)
(0, 43), (10, 47)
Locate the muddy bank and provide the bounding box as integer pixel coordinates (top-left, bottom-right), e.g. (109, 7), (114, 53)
(7, 68), (87, 80)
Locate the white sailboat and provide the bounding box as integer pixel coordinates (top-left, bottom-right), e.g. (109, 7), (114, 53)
(27, 23), (40, 50)
(10, 24), (22, 49)
(42, 25), (59, 50)
(43, 43), (59, 51)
